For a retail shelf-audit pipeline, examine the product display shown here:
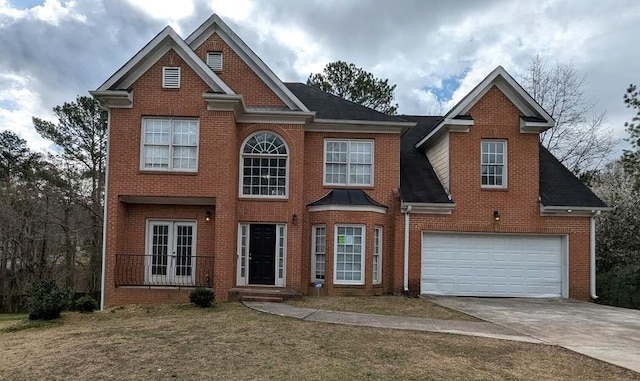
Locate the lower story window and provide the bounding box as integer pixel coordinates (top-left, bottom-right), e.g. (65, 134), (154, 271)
(373, 227), (382, 284)
(146, 220), (196, 285)
(334, 225), (364, 285)
(312, 225), (326, 282)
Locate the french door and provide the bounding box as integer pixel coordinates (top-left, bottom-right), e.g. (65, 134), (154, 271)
(146, 220), (197, 285)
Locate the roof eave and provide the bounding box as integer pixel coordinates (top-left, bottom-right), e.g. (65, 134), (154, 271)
(89, 90), (133, 109)
(306, 118), (414, 134)
(401, 202), (456, 214)
(539, 204), (612, 216)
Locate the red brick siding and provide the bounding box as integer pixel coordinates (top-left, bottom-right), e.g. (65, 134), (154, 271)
(194, 34), (286, 108)
(405, 86), (592, 300)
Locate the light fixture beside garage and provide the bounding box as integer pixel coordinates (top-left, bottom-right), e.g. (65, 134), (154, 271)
(493, 210), (500, 221)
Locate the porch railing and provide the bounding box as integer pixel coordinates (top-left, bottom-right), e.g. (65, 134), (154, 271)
(115, 254), (214, 288)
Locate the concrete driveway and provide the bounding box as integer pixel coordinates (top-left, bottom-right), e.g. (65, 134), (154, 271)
(427, 297), (640, 373)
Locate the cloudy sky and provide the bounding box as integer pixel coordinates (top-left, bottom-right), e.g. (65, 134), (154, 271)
(1, 0), (639, 155)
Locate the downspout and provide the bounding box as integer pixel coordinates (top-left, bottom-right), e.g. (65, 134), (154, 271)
(99, 109), (111, 311)
(590, 210), (601, 300)
(403, 205), (412, 292)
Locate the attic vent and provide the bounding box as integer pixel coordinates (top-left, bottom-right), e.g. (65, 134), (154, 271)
(206, 52), (223, 72)
(162, 67), (180, 88)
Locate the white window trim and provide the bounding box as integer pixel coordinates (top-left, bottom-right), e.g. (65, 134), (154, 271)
(323, 139), (375, 187)
(334, 224), (365, 286)
(236, 223), (287, 286)
(480, 139), (507, 189)
(162, 67), (180, 89)
(373, 226), (382, 285)
(311, 225), (326, 283)
(140, 118), (199, 172)
(239, 131), (290, 199)
(206, 52), (223, 72)
(145, 219), (197, 286)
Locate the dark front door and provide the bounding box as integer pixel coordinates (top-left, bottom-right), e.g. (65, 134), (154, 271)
(249, 224), (276, 285)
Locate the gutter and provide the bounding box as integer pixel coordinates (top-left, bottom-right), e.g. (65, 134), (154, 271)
(99, 109), (111, 311)
(403, 205), (412, 291)
(590, 210), (601, 300)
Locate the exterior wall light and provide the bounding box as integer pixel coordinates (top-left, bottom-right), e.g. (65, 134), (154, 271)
(205, 210), (211, 222)
(292, 213), (299, 225)
(493, 210), (500, 221)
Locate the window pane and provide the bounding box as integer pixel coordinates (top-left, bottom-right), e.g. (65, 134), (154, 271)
(241, 132), (288, 196)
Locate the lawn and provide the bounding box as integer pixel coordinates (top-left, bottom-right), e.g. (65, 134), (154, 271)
(0, 303), (638, 381)
(287, 295), (480, 321)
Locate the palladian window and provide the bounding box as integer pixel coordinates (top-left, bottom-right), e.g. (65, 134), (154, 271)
(241, 131), (288, 197)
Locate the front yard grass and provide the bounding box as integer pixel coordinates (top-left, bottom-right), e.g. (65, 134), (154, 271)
(287, 295), (480, 321)
(0, 303), (638, 381)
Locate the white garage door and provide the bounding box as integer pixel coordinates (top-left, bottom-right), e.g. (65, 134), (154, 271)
(421, 233), (563, 297)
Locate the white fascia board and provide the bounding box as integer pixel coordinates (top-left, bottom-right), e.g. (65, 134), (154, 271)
(89, 90), (132, 108)
(308, 204), (387, 214)
(306, 118), (411, 134)
(186, 14), (309, 112)
(540, 204), (612, 216)
(445, 66), (555, 126)
(520, 117), (554, 133)
(96, 26), (233, 95)
(414, 118), (471, 149)
(203, 93), (315, 124)
(119, 195), (216, 205)
(401, 202), (455, 214)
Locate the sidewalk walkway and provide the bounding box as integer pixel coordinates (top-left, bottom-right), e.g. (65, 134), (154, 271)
(244, 301), (541, 343)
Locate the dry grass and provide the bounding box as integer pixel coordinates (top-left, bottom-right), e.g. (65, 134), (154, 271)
(1, 303), (638, 381)
(288, 295), (480, 321)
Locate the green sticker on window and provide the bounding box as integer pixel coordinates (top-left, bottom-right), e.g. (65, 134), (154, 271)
(338, 235), (345, 244)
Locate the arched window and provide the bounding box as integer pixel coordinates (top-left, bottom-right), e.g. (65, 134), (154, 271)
(241, 131), (288, 197)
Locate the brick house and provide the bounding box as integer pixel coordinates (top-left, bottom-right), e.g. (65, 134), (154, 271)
(91, 15), (607, 308)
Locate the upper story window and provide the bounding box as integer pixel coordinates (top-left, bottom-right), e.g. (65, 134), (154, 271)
(142, 118), (198, 172)
(162, 67), (180, 88)
(241, 131), (288, 197)
(206, 52), (223, 72)
(324, 139), (374, 186)
(481, 140), (507, 188)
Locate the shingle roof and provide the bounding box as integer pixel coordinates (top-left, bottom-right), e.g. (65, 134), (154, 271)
(398, 115), (452, 204)
(539, 145), (608, 208)
(284, 83), (404, 122)
(307, 189), (386, 208)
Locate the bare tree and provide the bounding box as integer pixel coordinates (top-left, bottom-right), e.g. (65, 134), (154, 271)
(520, 55), (615, 174)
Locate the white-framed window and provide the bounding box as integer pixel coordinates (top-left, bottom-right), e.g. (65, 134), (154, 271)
(334, 225), (365, 285)
(240, 131), (288, 197)
(206, 52), (223, 71)
(145, 220), (196, 286)
(162, 67), (180, 88)
(481, 140), (507, 188)
(373, 226), (382, 285)
(311, 225), (326, 282)
(142, 118), (199, 171)
(324, 140), (374, 186)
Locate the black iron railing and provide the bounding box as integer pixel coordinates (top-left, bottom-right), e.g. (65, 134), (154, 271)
(115, 254), (214, 287)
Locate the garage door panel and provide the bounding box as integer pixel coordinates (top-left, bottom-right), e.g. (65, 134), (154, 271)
(421, 233), (562, 297)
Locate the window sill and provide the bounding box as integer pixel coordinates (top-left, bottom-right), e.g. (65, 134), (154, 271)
(139, 170), (198, 176)
(239, 196), (289, 202)
(481, 187), (508, 192)
(323, 185), (374, 189)
(332, 284), (365, 288)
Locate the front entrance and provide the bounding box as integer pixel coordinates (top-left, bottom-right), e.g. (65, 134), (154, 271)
(237, 223), (286, 286)
(249, 224), (276, 285)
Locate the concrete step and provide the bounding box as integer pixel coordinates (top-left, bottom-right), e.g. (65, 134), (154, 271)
(241, 295), (284, 303)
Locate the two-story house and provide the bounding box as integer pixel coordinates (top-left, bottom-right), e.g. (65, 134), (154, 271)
(91, 15), (607, 308)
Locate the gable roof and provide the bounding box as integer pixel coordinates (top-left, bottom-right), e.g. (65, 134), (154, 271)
(186, 14), (308, 112)
(285, 82), (404, 123)
(399, 115), (452, 204)
(415, 66), (555, 148)
(539, 145), (608, 208)
(95, 26), (233, 94)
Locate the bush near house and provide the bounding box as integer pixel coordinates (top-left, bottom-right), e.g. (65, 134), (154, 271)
(597, 265), (640, 309)
(190, 287), (215, 308)
(74, 295), (99, 313)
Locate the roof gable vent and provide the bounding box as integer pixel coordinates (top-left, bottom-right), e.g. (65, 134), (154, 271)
(206, 52), (223, 72)
(162, 67), (180, 88)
